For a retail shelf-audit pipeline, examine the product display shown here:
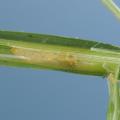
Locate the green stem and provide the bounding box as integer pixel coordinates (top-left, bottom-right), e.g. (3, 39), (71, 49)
(102, 0), (120, 20)
(0, 30), (120, 76)
(107, 65), (120, 120)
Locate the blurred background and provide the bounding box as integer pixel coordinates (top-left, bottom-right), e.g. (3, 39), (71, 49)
(0, 0), (120, 120)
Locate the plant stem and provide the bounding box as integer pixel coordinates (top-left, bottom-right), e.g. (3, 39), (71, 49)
(102, 0), (120, 20)
(107, 65), (120, 120)
(0, 30), (120, 76)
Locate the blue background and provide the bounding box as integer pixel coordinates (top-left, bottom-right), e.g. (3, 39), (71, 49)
(0, 0), (120, 120)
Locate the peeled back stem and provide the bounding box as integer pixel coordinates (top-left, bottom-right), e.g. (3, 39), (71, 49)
(0, 30), (120, 120)
(107, 65), (120, 120)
